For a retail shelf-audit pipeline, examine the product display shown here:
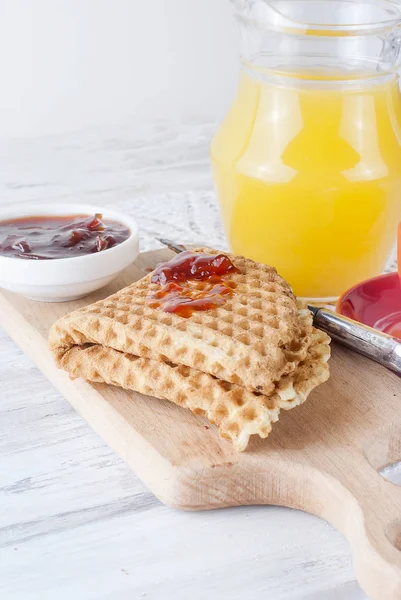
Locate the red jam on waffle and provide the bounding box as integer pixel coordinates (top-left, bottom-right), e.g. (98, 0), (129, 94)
(147, 250), (240, 317)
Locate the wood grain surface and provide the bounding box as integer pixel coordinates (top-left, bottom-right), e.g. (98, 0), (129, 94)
(1, 247), (401, 600)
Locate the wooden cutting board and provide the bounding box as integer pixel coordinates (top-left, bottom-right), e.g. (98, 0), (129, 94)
(1, 248), (401, 600)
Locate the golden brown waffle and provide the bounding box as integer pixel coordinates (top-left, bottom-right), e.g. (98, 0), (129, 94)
(55, 328), (330, 451)
(49, 247), (331, 450)
(50, 248), (314, 395)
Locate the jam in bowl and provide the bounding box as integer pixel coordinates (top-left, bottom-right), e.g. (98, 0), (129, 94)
(0, 213), (131, 260)
(0, 204), (139, 302)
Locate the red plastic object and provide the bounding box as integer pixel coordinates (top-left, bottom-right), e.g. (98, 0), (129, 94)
(398, 222), (401, 274)
(337, 225), (401, 340)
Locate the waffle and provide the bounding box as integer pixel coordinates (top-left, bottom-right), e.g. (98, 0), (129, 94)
(49, 247), (331, 451)
(54, 328), (330, 451)
(50, 248), (314, 395)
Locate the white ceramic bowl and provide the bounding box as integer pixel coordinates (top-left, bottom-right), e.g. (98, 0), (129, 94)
(0, 203), (139, 302)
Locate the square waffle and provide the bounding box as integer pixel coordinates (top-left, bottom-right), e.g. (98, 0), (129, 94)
(49, 248), (330, 450)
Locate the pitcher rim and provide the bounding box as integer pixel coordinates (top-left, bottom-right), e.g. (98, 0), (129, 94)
(231, 0), (401, 36)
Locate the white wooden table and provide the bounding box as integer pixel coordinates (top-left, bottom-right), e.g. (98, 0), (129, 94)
(0, 120), (398, 600)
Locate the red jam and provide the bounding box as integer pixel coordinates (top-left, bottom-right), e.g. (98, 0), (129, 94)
(0, 214), (130, 260)
(147, 250), (240, 317)
(151, 250), (240, 284)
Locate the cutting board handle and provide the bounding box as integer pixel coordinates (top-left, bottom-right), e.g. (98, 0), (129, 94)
(307, 453), (401, 600)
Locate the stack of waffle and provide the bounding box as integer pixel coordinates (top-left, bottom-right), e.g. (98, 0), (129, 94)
(49, 248), (330, 451)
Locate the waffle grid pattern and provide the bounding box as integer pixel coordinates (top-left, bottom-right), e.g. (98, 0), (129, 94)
(49, 248), (331, 450)
(51, 248), (314, 395)
(58, 328), (330, 451)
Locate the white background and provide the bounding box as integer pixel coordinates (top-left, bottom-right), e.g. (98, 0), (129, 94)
(0, 0), (239, 137)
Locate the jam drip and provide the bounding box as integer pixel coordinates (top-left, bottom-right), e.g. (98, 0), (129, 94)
(147, 250), (240, 318)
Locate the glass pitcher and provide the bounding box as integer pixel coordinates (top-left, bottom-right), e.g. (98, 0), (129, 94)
(211, 0), (401, 300)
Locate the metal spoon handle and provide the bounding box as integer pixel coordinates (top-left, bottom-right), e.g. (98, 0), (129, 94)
(308, 306), (401, 375)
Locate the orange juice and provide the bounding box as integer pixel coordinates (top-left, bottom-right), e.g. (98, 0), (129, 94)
(211, 71), (401, 298)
